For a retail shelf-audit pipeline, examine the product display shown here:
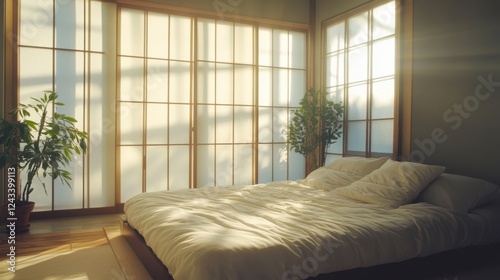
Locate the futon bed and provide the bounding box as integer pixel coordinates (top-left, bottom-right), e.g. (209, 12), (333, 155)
(123, 157), (500, 280)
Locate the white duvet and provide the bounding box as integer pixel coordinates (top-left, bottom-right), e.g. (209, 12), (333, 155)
(124, 179), (500, 280)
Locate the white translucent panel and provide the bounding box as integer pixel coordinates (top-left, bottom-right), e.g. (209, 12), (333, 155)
(147, 59), (169, 102)
(258, 144), (273, 183)
(234, 106), (253, 143)
(216, 145), (233, 186)
(170, 15), (191, 61)
(273, 30), (289, 67)
(234, 65), (253, 105)
(258, 28), (272, 66)
(120, 9), (144, 56)
(91, 1), (114, 52)
(234, 23), (253, 64)
(169, 145), (190, 190)
(258, 108), (273, 142)
(326, 52), (345, 87)
(197, 19), (216, 61)
(273, 108), (288, 142)
(19, 48), (53, 103)
(348, 45), (368, 83)
(216, 21), (234, 63)
(233, 145), (253, 185)
(327, 86), (344, 104)
(55, 0), (85, 50)
(197, 62), (216, 104)
(348, 11), (368, 46)
(326, 22), (345, 53)
(197, 145), (215, 187)
(120, 102), (143, 144)
(373, 1), (396, 40)
(324, 154), (343, 166)
(169, 61), (191, 103)
(169, 104), (191, 144)
(216, 63), (233, 104)
(289, 31), (306, 69)
(372, 78), (395, 119)
(146, 104), (168, 144)
(19, 0), (53, 47)
(348, 83), (367, 120)
(288, 150), (305, 180)
(372, 37), (395, 79)
(120, 146), (143, 202)
(347, 121), (367, 152)
(326, 131), (343, 154)
(146, 146), (168, 192)
(371, 120), (394, 153)
(148, 13), (169, 59)
(20, 167), (52, 212)
(216, 105), (233, 144)
(273, 69), (289, 106)
(258, 67), (272, 106)
(54, 152), (84, 210)
(197, 105), (215, 144)
(120, 57), (144, 101)
(273, 144), (288, 181)
(289, 70), (306, 107)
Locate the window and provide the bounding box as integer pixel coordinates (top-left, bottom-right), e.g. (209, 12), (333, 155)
(323, 0), (399, 162)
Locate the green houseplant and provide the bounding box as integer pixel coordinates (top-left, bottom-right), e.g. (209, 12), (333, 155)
(0, 91), (88, 232)
(288, 88), (344, 174)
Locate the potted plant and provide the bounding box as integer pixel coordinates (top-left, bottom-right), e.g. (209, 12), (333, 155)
(288, 88), (344, 174)
(0, 91), (88, 232)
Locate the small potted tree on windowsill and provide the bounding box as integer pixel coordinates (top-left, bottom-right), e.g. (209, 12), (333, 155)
(0, 91), (88, 232)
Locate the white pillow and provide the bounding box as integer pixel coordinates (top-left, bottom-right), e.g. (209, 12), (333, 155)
(417, 173), (499, 212)
(334, 159), (445, 208)
(300, 167), (363, 191)
(325, 156), (390, 177)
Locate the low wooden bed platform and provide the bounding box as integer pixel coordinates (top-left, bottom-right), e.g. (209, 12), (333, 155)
(121, 216), (500, 280)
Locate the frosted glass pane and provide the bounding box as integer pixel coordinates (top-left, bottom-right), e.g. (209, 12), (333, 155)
(170, 104), (191, 144)
(258, 28), (272, 66)
(120, 102), (143, 144)
(170, 61), (191, 103)
(146, 104), (168, 144)
(347, 121), (366, 152)
(54, 153), (84, 210)
(234, 65), (253, 105)
(348, 83), (367, 120)
(216, 145), (233, 186)
(197, 105), (215, 144)
(147, 59), (168, 102)
(289, 70), (306, 107)
(348, 12), (368, 46)
(20, 166), (52, 212)
(216, 21), (234, 63)
(198, 62), (216, 104)
(326, 132), (343, 154)
(198, 19), (216, 61)
(120, 57), (144, 101)
(258, 144), (272, 183)
(120, 9), (144, 56)
(148, 13), (169, 59)
(258, 108), (273, 142)
(327, 87), (344, 104)
(258, 67), (272, 106)
(288, 151), (305, 180)
(19, 48), (53, 101)
(216, 63), (233, 104)
(216, 105), (233, 144)
(326, 52), (345, 87)
(372, 78), (395, 119)
(326, 22), (345, 53)
(273, 30), (288, 67)
(371, 120), (394, 153)
(348, 45), (368, 83)
(91, 1), (114, 52)
(372, 37), (395, 79)
(56, 0), (84, 50)
(273, 108), (288, 142)
(170, 15), (191, 61)
(20, 0), (53, 47)
(289, 31), (306, 69)
(120, 146), (143, 202)
(273, 144), (288, 181)
(234, 144), (253, 185)
(373, 1), (396, 40)
(197, 145), (215, 187)
(234, 24), (253, 64)
(146, 146), (168, 192)
(273, 69), (288, 106)
(234, 106), (253, 143)
(169, 145), (190, 190)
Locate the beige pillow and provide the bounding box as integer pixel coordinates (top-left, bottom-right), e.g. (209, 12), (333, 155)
(301, 167), (363, 191)
(325, 156), (390, 177)
(334, 159), (445, 208)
